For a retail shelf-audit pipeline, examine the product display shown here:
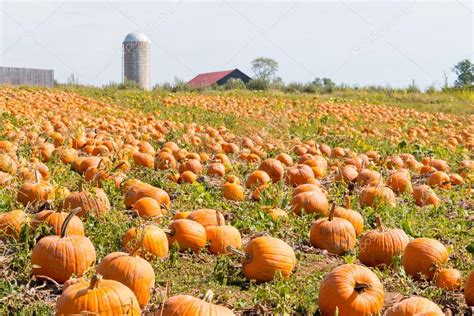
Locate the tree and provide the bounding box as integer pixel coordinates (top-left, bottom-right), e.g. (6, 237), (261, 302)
(251, 57), (278, 82)
(452, 59), (473, 87)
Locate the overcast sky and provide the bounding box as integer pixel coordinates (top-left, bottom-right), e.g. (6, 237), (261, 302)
(1, 1), (472, 88)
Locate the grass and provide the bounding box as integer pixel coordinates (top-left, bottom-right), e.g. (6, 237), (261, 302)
(0, 85), (473, 315)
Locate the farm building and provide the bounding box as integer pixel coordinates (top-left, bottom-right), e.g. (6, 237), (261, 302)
(0, 67), (54, 87)
(188, 69), (251, 88)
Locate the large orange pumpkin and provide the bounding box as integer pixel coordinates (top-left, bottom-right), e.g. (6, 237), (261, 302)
(132, 196), (164, 219)
(187, 208), (225, 229)
(318, 264), (384, 315)
(285, 164), (315, 187)
(333, 195), (364, 236)
(56, 274), (140, 315)
(31, 210), (96, 283)
(258, 158), (284, 182)
(228, 236), (296, 282)
(166, 219), (207, 253)
(358, 215), (409, 267)
(0, 209), (28, 239)
(310, 204), (356, 255)
(384, 296), (443, 316)
(156, 290), (235, 315)
(97, 248), (155, 307)
(402, 238), (448, 281)
(122, 225), (169, 259)
(291, 189), (328, 216)
(206, 213), (242, 255)
(17, 175), (55, 207)
(32, 208), (84, 236)
(62, 183), (110, 217)
(124, 183), (171, 209)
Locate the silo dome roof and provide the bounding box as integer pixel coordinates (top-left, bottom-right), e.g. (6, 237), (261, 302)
(123, 32), (151, 43)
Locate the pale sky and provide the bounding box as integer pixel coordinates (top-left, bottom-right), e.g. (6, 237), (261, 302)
(1, 1), (472, 88)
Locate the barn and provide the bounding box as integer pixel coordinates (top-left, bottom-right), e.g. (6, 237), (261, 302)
(188, 69), (251, 88)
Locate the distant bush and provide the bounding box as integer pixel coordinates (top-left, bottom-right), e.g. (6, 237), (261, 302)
(247, 79), (269, 91)
(223, 78), (246, 90)
(103, 80), (142, 90)
(285, 82), (304, 93)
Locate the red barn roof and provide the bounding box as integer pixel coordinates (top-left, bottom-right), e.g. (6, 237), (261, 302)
(188, 69), (235, 87)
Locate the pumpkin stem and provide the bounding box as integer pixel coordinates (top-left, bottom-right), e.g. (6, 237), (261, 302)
(130, 224), (146, 257)
(354, 282), (371, 293)
(216, 210), (224, 226)
(97, 158), (103, 170)
(375, 173), (383, 189)
(328, 203), (336, 221)
(60, 207), (81, 238)
(78, 177), (83, 192)
(34, 170), (40, 184)
(89, 274), (102, 289)
(202, 290), (214, 303)
(375, 215), (384, 232)
(345, 194), (351, 209)
(226, 246), (250, 261)
(163, 228), (174, 236)
(112, 160), (126, 172)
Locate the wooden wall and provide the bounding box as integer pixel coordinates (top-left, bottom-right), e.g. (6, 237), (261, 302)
(0, 67), (54, 87)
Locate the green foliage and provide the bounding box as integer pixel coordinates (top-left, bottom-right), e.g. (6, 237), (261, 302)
(452, 59), (474, 87)
(223, 78), (246, 90)
(251, 57), (279, 81)
(246, 78), (269, 91)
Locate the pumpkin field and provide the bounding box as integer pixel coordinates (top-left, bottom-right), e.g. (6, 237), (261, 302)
(0, 85), (473, 315)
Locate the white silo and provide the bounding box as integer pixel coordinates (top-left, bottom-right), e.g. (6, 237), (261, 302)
(122, 32), (151, 90)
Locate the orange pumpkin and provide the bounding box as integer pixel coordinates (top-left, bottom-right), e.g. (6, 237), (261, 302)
(413, 185), (441, 206)
(318, 264), (384, 315)
(359, 184), (396, 208)
(31, 210), (96, 283)
(166, 219), (207, 253)
(333, 195), (364, 236)
(291, 189), (328, 216)
(97, 248), (155, 307)
(285, 164), (315, 187)
(56, 275), (140, 315)
(359, 216), (409, 267)
(157, 290), (235, 315)
(434, 268), (462, 290)
(228, 236), (296, 282)
(132, 197), (164, 219)
(384, 296), (443, 316)
(33, 208), (84, 236)
(245, 170), (271, 188)
(187, 209), (225, 229)
(389, 169), (413, 193)
(123, 225), (168, 258)
(310, 204), (356, 255)
(179, 159), (202, 174)
(275, 153), (293, 167)
(258, 158), (284, 182)
(16, 173), (55, 207)
(206, 212), (241, 255)
(124, 183), (171, 209)
(0, 209), (28, 239)
(207, 162), (225, 177)
(62, 183), (110, 217)
(402, 238), (448, 281)
(465, 270), (474, 306)
(427, 171), (451, 189)
(222, 182), (245, 201)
